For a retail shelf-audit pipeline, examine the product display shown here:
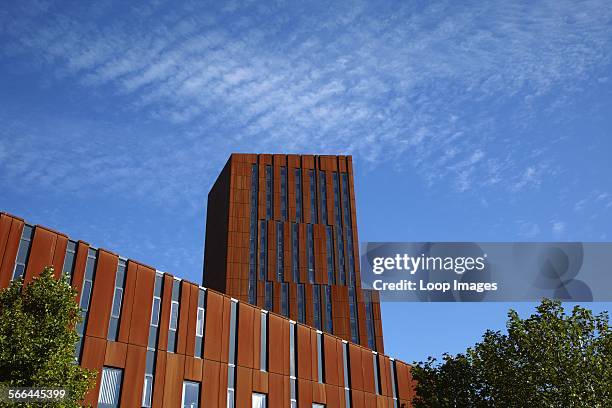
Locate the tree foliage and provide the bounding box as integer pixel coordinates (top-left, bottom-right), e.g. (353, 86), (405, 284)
(412, 299), (612, 407)
(0, 267), (96, 407)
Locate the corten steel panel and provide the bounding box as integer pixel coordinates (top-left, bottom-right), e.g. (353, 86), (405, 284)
(310, 330), (319, 382)
(157, 274), (174, 351)
(128, 264), (155, 347)
(361, 349), (376, 394)
(379, 356), (392, 397)
(298, 378), (313, 406)
(104, 341), (127, 368)
(351, 390), (365, 408)
(152, 352), (167, 408)
(313, 382), (326, 404)
(267, 220), (276, 282)
(203, 156), (232, 291)
(220, 297), (232, 363)
(358, 302), (368, 348)
(86, 249), (118, 339)
(236, 366), (253, 407)
(252, 370), (268, 394)
(81, 336), (107, 408)
(203, 291), (226, 362)
(268, 314), (289, 375)
(184, 356), (203, 381)
(296, 324), (312, 380)
(23, 226), (56, 284)
(237, 302), (255, 368)
(0, 214), (14, 270)
(349, 344), (365, 391)
(0, 215), (23, 288)
(71, 241), (90, 305)
(325, 385), (341, 408)
(51, 233), (68, 279)
(202, 359), (225, 408)
(305, 284), (314, 327)
(176, 280), (192, 355)
(162, 353), (185, 408)
(268, 372), (289, 407)
(121, 344), (148, 407)
(395, 361), (413, 402)
(185, 284), (199, 357)
(323, 334), (341, 387)
(117, 261), (137, 343)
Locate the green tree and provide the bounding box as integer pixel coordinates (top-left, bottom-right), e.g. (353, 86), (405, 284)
(412, 299), (612, 407)
(0, 267), (96, 407)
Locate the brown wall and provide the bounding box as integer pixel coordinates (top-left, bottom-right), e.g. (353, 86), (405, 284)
(0, 209), (412, 407)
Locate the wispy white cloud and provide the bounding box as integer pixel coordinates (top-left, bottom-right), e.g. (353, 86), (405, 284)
(517, 220), (541, 239)
(0, 0), (610, 206)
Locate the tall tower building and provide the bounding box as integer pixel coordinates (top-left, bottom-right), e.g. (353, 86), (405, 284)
(204, 153), (384, 352)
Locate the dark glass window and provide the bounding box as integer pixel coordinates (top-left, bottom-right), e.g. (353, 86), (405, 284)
(148, 273), (164, 350)
(265, 282), (273, 311)
(280, 166), (287, 221)
(195, 289), (206, 358)
(348, 286), (359, 343)
(276, 222), (284, 282)
(291, 223), (299, 283)
(309, 170), (318, 223)
(281, 283), (289, 317)
(307, 224), (314, 284)
(319, 171), (328, 224)
(76, 248), (97, 361)
(168, 279), (181, 353)
(313, 285), (321, 330)
(297, 284), (305, 323)
(259, 221), (267, 280)
(316, 332), (324, 384)
(324, 285), (333, 334)
(62, 240), (77, 282)
(333, 172), (346, 285)
(295, 168), (302, 222)
(98, 366), (123, 408)
(249, 164), (259, 304)
(12, 225), (33, 281)
(373, 353), (381, 395)
(342, 342), (351, 408)
(265, 165), (273, 220)
(107, 259), (127, 341)
(341, 173), (356, 286)
(364, 290), (376, 350)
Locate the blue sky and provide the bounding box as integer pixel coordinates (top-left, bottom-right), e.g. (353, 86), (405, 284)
(1, 0), (611, 363)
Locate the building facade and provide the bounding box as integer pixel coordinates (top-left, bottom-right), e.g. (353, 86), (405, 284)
(0, 212), (415, 407)
(204, 154), (384, 352)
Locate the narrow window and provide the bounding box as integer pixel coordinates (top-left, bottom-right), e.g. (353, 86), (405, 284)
(260, 311), (268, 371)
(309, 169), (318, 223)
(324, 285), (333, 334)
(252, 393), (267, 408)
(291, 223), (299, 283)
(348, 286), (359, 344)
(364, 290), (376, 350)
(313, 405), (325, 408)
(11, 224), (33, 281)
(265, 165), (273, 220)
(307, 224), (314, 284)
(280, 283), (289, 317)
(297, 284), (305, 323)
(373, 353), (381, 395)
(319, 171), (328, 224)
(316, 331), (324, 383)
(227, 300), (238, 408)
(289, 322), (297, 408)
(325, 226), (335, 285)
(62, 239), (77, 282)
(264, 282), (273, 311)
(259, 221), (267, 280)
(249, 163), (259, 304)
(341, 173), (356, 286)
(390, 359), (399, 408)
(195, 289), (206, 358)
(276, 222), (284, 282)
(98, 367), (123, 408)
(342, 341), (351, 408)
(295, 168), (302, 222)
(313, 285), (321, 330)
(142, 350), (156, 407)
(280, 166), (288, 221)
(107, 259), (127, 341)
(148, 273), (164, 349)
(76, 247), (97, 361)
(182, 381), (200, 408)
(168, 279), (181, 353)
(333, 172), (346, 285)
